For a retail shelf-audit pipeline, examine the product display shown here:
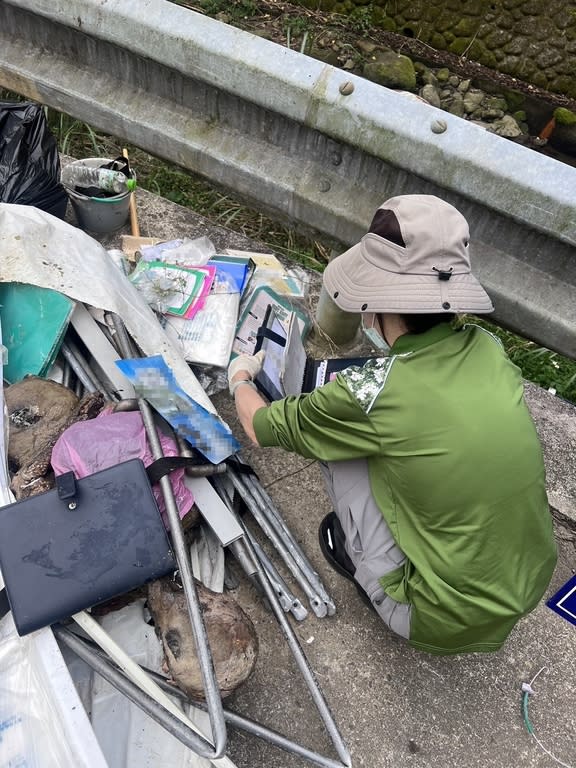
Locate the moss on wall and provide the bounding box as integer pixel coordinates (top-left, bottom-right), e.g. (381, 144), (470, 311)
(293, 0), (576, 99)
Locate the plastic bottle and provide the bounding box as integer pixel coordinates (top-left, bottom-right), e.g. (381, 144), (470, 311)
(61, 165), (136, 195)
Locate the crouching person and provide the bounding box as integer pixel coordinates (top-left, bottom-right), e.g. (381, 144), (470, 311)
(228, 194), (557, 655)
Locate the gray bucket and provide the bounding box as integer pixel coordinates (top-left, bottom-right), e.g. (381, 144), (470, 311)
(64, 157), (135, 234)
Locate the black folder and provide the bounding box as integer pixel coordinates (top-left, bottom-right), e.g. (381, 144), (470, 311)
(0, 458), (176, 636)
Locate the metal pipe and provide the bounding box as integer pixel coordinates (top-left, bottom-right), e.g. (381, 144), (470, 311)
(214, 477), (308, 618)
(237, 535), (352, 767)
(60, 627), (351, 768)
(230, 470), (334, 616)
(61, 341), (98, 394)
(61, 356), (73, 389)
(106, 311), (140, 359)
(247, 530), (308, 620)
(138, 397), (227, 758)
(98, 311), (227, 753)
(242, 473), (335, 615)
(227, 471), (328, 618)
(176, 435), (228, 477)
(53, 625), (230, 762)
(67, 338), (116, 397)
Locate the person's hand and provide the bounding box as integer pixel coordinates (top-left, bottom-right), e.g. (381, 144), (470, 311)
(227, 350), (265, 395)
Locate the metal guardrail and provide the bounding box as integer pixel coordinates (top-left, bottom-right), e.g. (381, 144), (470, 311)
(1, 0), (576, 355)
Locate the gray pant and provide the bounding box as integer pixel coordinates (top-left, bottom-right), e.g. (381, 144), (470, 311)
(320, 458), (412, 639)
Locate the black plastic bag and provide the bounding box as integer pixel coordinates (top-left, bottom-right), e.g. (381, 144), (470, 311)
(0, 101), (68, 219)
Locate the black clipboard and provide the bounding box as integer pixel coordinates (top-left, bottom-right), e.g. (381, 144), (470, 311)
(254, 305), (374, 401)
(253, 304), (289, 401)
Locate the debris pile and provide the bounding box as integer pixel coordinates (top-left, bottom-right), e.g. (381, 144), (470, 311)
(0, 112), (349, 767)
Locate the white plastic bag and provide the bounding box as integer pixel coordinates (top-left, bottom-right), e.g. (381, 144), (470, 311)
(163, 272), (240, 368)
(0, 615), (106, 768)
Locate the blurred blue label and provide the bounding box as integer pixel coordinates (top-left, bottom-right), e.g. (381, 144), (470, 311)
(116, 355), (240, 464)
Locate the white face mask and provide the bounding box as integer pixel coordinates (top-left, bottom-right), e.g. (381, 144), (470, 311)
(362, 313), (390, 352)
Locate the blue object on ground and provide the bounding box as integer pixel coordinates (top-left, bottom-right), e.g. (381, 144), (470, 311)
(547, 574), (576, 627)
(115, 355), (240, 464)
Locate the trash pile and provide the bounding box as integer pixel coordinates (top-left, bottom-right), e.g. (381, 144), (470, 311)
(0, 103), (350, 768)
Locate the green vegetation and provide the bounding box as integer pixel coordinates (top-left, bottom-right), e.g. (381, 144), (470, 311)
(464, 318), (576, 403)
(175, 0), (258, 18)
(347, 4), (374, 34)
(2, 90), (575, 403)
(553, 107), (576, 126)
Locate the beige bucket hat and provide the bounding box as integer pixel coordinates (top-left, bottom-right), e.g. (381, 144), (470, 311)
(323, 195), (494, 314)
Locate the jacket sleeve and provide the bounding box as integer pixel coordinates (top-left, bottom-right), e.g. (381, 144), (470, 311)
(252, 377), (384, 460)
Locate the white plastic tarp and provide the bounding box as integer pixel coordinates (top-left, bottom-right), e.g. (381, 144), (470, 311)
(0, 613), (108, 768)
(0, 204), (215, 413)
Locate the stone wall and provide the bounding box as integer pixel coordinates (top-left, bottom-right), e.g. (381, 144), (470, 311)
(307, 0), (576, 99)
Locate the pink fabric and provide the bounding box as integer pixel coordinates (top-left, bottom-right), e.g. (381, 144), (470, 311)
(51, 410), (194, 527)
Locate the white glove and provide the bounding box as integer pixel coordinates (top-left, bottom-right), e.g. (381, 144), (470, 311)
(227, 350), (265, 395)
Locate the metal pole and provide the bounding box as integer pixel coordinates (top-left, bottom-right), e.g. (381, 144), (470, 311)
(245, 527), (308, 620)
(59, 627), (351, 768)
(61, 341), (98, 394)
(138, 398), (227, 758)
(242, 473), (335, 615)
(93, 311), (227, 755)
(235, 536), (352, 768)
(53, 624), (228, 761)
(213, 473), (306, 617)
(227, 470), (329, 618)
(314, 286), (360, 348)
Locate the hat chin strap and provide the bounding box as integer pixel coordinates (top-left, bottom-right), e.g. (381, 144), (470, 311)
(439, 280), (452, 309)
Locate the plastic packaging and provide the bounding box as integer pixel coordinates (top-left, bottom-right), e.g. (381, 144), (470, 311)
(0, 101), (68, 219)
(163, 268), (241, 368)
(139, 237), (217, 267)
(61, 165), (136, 196)
(0, 614), (106, 768)
(130, 261), (215, 317)
(50, 410), (194, 527)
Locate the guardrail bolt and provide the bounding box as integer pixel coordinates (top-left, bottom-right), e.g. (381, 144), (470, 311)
(339, 81), (354, 96)
(431, 119), (448, 134)
(319, 179), (331, 192)
(330, 152), (342, 166)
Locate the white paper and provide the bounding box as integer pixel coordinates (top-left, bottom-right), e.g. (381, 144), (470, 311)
(282, 312), (308, 396)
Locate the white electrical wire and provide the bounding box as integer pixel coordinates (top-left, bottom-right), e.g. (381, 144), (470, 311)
(522, 666), (574, 768)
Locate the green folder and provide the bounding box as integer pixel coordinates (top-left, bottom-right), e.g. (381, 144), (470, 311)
(0, 283), (74, 383)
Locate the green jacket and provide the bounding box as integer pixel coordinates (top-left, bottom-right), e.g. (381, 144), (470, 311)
(253, 323), (557, 654)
